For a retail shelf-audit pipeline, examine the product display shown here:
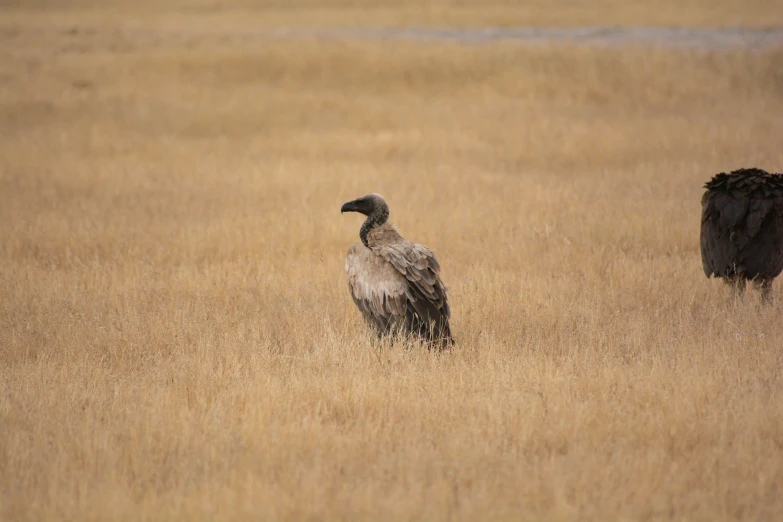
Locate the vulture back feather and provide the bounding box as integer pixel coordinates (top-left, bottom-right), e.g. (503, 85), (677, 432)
(341, 194), (453, 348)
(700, 168), (783, 297)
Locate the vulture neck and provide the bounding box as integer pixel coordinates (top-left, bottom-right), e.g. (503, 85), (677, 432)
(359, 205), (390, 247)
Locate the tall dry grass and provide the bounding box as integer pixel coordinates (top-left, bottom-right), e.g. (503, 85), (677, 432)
(1, 14), (783, 522)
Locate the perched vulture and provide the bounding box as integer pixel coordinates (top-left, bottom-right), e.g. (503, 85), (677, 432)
(340, 193), (453, 348)
(700, 167), (783, 301)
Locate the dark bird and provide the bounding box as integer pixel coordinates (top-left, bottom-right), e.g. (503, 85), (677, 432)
(700, 167), (783, 302)
(341, 193), (453, 348)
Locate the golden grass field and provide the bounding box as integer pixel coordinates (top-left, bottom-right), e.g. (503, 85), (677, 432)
(2, 3), (783, 521)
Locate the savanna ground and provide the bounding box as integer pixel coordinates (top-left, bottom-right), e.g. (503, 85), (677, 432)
(2, 1), (783, 521)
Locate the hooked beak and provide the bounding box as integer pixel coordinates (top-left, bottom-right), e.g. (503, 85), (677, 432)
(341, 201), (358, 214)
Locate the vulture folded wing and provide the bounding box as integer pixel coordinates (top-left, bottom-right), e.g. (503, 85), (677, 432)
(714, 192), (748, 229)
(745, 197), (775, 239)
(345, 243), (409, 335)
(740, 203), (783, 279)
(701, 192), (734, 277)
(371, 241), (452, 341)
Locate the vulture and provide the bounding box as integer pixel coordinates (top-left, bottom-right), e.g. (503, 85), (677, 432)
(700, 167), (783, 302)
(340, 193), (453, 348)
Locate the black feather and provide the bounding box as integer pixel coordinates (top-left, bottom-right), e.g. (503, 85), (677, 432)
(700, 168), (783, 301)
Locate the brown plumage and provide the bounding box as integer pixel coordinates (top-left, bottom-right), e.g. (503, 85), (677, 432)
(700, 167), (783, 301)
(341, 193), (453, 348)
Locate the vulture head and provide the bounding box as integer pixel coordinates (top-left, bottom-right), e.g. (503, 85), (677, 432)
(341, 193), (391, 247)
(341, 193), (388, 217)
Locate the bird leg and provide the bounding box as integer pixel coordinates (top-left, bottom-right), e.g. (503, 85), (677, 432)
(724, 275), (746, 300)
(753, 277), (774, 304)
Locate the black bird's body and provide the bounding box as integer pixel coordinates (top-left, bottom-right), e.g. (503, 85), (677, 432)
(700, 168), (783, 300)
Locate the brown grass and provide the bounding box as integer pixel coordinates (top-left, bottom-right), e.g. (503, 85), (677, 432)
(2, 11), (783, 522)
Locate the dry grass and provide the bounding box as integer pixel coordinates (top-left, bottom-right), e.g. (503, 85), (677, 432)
(2, 11), (783, 522)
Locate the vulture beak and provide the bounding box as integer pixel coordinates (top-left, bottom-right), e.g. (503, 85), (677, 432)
(341, 200), (358, 214)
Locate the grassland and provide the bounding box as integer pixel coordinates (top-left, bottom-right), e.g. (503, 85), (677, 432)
(2, 4), (783, 521)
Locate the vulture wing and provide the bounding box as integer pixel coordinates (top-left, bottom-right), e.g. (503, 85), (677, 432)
(741, 200), (783, 279)
(370, 240), (452, 343)
(700, 190), (743, 277)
